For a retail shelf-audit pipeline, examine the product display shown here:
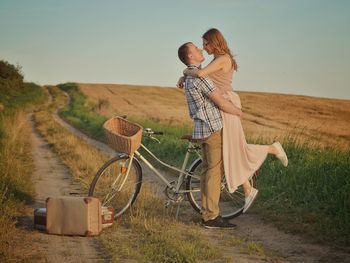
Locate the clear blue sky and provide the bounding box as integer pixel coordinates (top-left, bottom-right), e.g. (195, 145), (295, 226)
(1, 0), (349, 99)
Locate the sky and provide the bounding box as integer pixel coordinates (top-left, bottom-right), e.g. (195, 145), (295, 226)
(1, 0), (349, 100)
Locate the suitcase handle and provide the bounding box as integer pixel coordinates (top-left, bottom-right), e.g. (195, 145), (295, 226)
(84, 197), (92, 204)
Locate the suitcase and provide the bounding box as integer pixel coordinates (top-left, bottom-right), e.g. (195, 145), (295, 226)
(46, 196), (102, 236)
(34, 208), (47, 231)
(101, 206), (115, 228)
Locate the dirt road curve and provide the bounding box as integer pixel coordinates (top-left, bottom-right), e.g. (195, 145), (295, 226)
(28, 114), (109, 263)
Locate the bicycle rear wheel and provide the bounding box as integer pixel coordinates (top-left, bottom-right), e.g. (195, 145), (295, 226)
(186, 158), (258, 219)
(88, 155), (142, 218)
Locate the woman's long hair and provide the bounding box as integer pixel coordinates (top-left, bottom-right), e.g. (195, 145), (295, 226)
(202, 28), (238, 71)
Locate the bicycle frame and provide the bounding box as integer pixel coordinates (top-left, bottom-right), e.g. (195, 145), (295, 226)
(133, 142), (201, 195)
(90, 123), (257, 220)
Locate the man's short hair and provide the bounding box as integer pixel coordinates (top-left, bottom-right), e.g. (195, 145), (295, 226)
(178, 42), (192, 65)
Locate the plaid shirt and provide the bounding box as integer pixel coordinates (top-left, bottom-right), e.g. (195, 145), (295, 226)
(184, 65), (223, 139)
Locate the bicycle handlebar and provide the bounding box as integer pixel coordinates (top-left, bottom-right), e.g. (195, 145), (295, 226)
(118, 117), (163, 135)
(144, 128), (163, 135)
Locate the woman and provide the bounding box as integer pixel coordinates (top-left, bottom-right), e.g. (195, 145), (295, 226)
(179, 28), (288, 213)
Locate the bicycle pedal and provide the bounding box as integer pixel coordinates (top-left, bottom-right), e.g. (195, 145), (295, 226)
(164, 200), (173, 208)
(175, 196), (184, 202)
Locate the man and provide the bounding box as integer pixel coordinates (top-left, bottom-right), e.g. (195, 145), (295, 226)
(178, 42), (242, 229)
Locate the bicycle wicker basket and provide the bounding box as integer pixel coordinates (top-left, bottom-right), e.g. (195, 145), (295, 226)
(103, 116), (143, 154)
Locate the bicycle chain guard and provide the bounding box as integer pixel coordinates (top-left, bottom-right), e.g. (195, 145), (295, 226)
(164, 180), (183, 202)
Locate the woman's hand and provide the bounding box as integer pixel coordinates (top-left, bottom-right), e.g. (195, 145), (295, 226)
(176, 76), (185, 89)
(231, 101), (243, 118)
(237, 109), (243, 118)
(221, 93), (243, 117)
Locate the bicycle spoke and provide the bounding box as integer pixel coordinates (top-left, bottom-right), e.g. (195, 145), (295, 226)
(99, 170), (124, 204)
(102, 188), (119, 206)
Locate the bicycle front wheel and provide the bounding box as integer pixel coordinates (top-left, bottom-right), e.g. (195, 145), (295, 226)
(186, 158), (257, 219)
(88, 155), (142, 218)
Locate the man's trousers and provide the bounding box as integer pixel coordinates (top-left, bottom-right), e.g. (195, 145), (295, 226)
(200, 129), (223, 221)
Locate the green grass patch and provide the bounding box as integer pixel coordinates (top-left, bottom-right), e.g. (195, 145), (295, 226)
(0, 82), (46, 112)
(57, 83), (107, 139)
(254, 137), (350, 245)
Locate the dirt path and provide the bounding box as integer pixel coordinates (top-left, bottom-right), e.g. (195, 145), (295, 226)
(27, 114), (109, 262)
(233, 214), (350, 262)
(52, 112), (350, 263)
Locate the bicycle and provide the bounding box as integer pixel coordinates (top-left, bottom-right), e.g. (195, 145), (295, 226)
(88, 117), (258, 219)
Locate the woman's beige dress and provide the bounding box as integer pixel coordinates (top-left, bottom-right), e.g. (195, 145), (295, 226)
(210, 69), (268, 193)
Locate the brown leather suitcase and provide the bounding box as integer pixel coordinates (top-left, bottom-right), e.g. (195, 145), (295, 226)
(46, 196), (102, 236)
(34, 208), (47, 231)
(101, 206), (115, 228)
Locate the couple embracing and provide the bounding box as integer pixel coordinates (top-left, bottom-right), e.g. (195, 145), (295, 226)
(177, 28), (288, 229)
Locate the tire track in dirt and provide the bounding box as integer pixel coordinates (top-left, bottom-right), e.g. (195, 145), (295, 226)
(27, 113), (110, 262)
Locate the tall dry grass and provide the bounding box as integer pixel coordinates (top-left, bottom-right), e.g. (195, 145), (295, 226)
(0, 80), (46, 262)
(0, 111), (44, 262)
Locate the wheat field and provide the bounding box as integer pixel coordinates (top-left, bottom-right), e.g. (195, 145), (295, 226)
(79, 83), (350, 149)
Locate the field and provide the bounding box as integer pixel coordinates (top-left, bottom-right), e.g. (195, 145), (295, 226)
(1, 79), (349, 262)
(71, 82), (350, 246)
(2, 57), (348, 261)
(79, 83), (350, 149)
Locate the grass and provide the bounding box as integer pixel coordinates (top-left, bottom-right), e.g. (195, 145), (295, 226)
(58, 83), (107, 139)
(0, 82), (47, 111)
(35, 87), (235, 262)
(0, 83), (47, 262)
(254, 137), (350, 245)
(57, 82), (350, 248)
(222, 234), (266, 256)
(100, 190), (220, 262)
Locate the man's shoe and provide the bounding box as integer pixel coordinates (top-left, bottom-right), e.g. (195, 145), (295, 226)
(273, 142), (288, 167)
(243, 187), (258, 213)
(202, 216), (236, 229)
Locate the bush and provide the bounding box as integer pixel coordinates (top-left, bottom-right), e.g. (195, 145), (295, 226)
(0, 60), (24, 97)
